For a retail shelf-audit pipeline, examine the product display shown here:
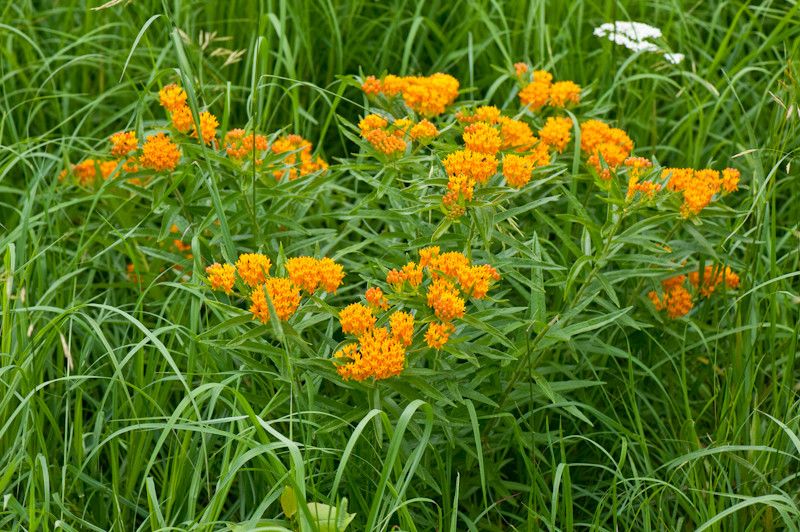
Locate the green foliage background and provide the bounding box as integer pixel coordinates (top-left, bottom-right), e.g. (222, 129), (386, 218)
(1, 0), (799, 530)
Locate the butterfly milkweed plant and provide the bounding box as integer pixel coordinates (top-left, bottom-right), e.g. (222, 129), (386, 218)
(1, 1), (799, 530)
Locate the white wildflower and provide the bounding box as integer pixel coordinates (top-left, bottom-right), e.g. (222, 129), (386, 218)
(595, 21), (685, 65)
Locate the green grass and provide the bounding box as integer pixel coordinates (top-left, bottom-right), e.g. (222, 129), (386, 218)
(1, 0), (799, 530)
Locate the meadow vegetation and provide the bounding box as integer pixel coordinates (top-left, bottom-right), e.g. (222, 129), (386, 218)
(1, 1), (799, 530)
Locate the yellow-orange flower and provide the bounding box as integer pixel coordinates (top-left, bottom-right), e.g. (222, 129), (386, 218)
(503, 153), (534, 188)
(140, 133), (181, 172)
(190, 111), (218, 145)
(457, 105), (501, 125)
(389, 310), (415, 347)
(689, 265), (740, 297)
(428, 251), (471, 280)
(514, 62), (529, 76)
(538, 116), (573, 153)
(249, 277), (301, 322)
(519, 81), (550, 110)
(721, 168), (740, 193)
(317, 257), (345, 293)
(456, 264), (500, 299)
(386, 261), (423, 289)
(334, 326), (405, 381)
(418, 246), (441, 268)
(649, 284), (693, 319)
(424, 321), (454, 349)
(442, 174), (475, 209)
(159, 84), (187, 113)
(206, 263), (235, 294)
(359, 114), (388, 135)
(498, 117), (535, 152)
(168, 104), (192, 133)
(364, 128), (407, 155)
(443, 149), (498, 184)
(463, 122), (502, 154)
(409, 119), (438, 141)
(235, 253), (272, 287)
(365, 287), (389, 310)
(426, 278), (465, 321)
(361, 75), (382, 95)
(339, 302), (376, 336)
(548, 81), (581, 107)
(110, 131), (138, 158)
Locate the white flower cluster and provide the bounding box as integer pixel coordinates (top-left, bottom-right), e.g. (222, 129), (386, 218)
(594, 21), (684, 64)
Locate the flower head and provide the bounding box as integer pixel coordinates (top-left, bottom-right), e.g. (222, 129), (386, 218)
(159, 84), (187, 113)
(548, 81), (581, 107)
(339, 303), (376, 336)
(389, 310), (415, 347)
(334, 326), (406, 381)
(365, 287), (389, 310)
(424, 322), (454, 349)
(235, 253), (272, 287)
(206, 263), (235, 294)
(538, 116), (573, 153)
(110, 131), (138, 158)
(249, 277), (301, 322)
(140, 133), (181, 172)
(426, 278), (465, 321)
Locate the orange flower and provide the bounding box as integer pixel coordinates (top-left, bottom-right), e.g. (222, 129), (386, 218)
(721, 167), (740, 193)
(626, 176), (661, 199)
(110, 131), (138, 158)
(519, 81), (550, 110)
(514, 62), (529, 76)
(249, 277), (301, 322)
(334, 326), (406, 381)
(463, 122), (502, 155)
(192, 111), (218, 145)
(206, 263), (235, 294)
(364, 128), (407, 155)
(418, 246), (441, 268)
(424, 321), (454, 349)
(428, 251), (471, 280)
(235, 253), (272, 287)
(456, 264), (500, 299)
(171, 105), (193, 133)
(538, 116), (572, 153)
(358, 114), (389, 135)
(365, 287), (389, 310)
(316, 257), (345, 293)
(442, 149), (498, 184)
(624, 156), (653, 179)
(361, 75), (382, 95)
(339, 302), (376, 336)
(650, 285), (693, 319)
(271, 134), (328, 179)
(389, 310), (415, 347)
(140, 133), (181, 172)
(159, 84), (187, 113)
(548, 81), (581, 107)
(689, 265), (740, 297)
(426, 278), (465, 321)
(498, 117), (535, 152)
(409, 119), (438, 141)
(457, 105), (501, 125)
(285, 256), (320, 292)
(386, 261), (423, 289)
(503, 153), (534, 188)
(442, 174), (475, 209)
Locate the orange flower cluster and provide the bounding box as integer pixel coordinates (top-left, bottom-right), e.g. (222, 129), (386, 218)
(359, 113), (438, 156)
(205, 263), (236, 294)
(158, 84), (220, 147)
(250, 277), (301, 322)
(649, 263), (740, 318)
(624, 157), (660, 199)
(441, 109), (561, 214)
(224, 129), (269, 160)
(334, 325), (407, 381)
(365, 286), (389, 310)
(537, 116), (573, 153)
(517, 68), (581, 111)
(361, 73), (459, 116)
(205, 252), (345, 325)
(270, 134), (329, 180)
(285, 256), (345, 293)
(580, 119), (634, 179)
(110, 131), (138, 158)
(59, 159), (120, 186)
(141, 133), (181, 172)
(689, 264), (740, 297)
(663, 167), (740, 217)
